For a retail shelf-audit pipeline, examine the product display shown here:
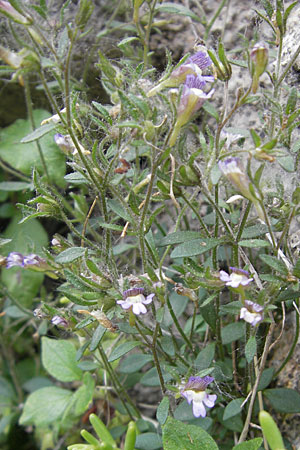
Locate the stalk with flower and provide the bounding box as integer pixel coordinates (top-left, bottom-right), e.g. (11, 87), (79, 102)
(181, 376), (217, 418)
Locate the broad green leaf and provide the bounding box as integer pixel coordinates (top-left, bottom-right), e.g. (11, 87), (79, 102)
(277, 155), (295, 172)
(161, 336), (175, 356)
(156, 396), (169, 425)
(245, 335), (257, 363)
(73, 373), (95, 416)
(162, 417), (219, 450)
(257, 368), (274, 391)
(108, 341), (141, 362)
(232, 438), (263, 450)
(135, 432), (163, 450)
(55, 247), (86, 264)
(1, 214), (47, 307)
(171, 238), (221, 258)
(19, 386), (72, 426)
(140, 367), (172, 387)
(263, 388), (300, 413)
(163, 292), (188, 327)
(0, 110), (66, 186)
(223, 398), (244, 421)
(238, 239), (269, 248)
(259, 254), (288, 275)
(107, 199), (132, 222)
(119, 354), (153, 373)
(157, 231), (203, 246)
(221, 322), (245, 345)
(195, 343), (215, 371)
(42, 337), (82, 382)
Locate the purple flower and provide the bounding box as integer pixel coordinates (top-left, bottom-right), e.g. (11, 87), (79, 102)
(54, 134), (90, 156)
(240, 300), (264, 326)
(6, 252), (48, 270)
(6, 252), (25, 268)
(168, 74), (214, 146)
(220, 267), (253, 288)
(117, 287), (154, 315)
(147, 51), (214, 97)
(181, 376), (217, 418)
(51, 315), (68, 327)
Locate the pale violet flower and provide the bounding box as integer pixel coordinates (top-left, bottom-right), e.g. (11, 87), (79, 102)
(54, 134), (90, 156)
(220, 129), (244, 150)
(220, 267), (253, 288)
(51, 315), (68, 328)
(181, 376), (217, 418)
(147, 51), (214, 96)
(169, 74), (214, 146)
(6, 252), (25, 268)
(6, 252), (48, 270)
(117, 288), (154, 315)
(240, 300), (264, 326)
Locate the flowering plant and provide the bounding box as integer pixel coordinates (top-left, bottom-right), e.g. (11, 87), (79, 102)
(1, 1), (300, 450)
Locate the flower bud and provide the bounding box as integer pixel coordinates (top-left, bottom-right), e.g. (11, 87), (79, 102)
(0, 1), (31, 24)
(250, 42), (269, 93)
(259, 410), (285, 450)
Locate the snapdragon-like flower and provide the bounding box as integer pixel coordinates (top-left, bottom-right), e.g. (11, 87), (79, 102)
(117, 288), (154, 315)
(54, 134), (90, 156)
(220, 267), (253, 288)
(6, 252), (47, 269)
(240, 300), (264, 326)
(181, 376), (217, 418)
(6, 252), (25, 268)
(147, 51), (213, 97)
(51, 315), (69, 327)
(218, 157), (264, 220)
(0, 1), (30, 24)
(169, 74), (214, 146)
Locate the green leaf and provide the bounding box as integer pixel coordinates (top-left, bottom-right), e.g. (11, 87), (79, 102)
(155, 3), (200, 21)
(108, 341), (141, 362)
(42, 337), (83, 382)
(162, 417), (219, 450)
(119, 354), (153, 373)
(277, 155), (295, 172)
(0, 110), (66, 185)
(223, 398), (244, 421)
(161, 336), (175, 356)
(0, 181), (33, 191)
(195, 343), (215, 371)
(263, 388), (300, 413)
(135, 432), (163, 450)
(257, 368), (274, 391)
(19, 386), (72, 426)
(245, 335), (257, 363)
(221, 322), (245, 345)
(171, 238), (221, 258)
(55, 247), (86, 264)
(20, 122), (57, 142)
(73, 373), (95, 416)
(250, 129), (261, 148)
(1, 214), (47, 308)
(259, 254), (288, 275)
(238, 239), (269, 248)
(107, 199), (132, 222)
(89, 325), (106, 352)
(232, 438), (263, 450)
(202, 102), (219, 121)
(158, 231), (203, 246)
(240, 223), (268, 239)
(140, 367), (172, 387)
(156, 396), (169, 425)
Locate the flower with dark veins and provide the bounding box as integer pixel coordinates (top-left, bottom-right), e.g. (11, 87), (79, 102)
(169, 74), (214, 146)
(220, 267), (253, 288)
(240, 300), (264, 326)
(181, 376), (217, 418)
(147, 51), (214, 97)
(117, 288), (154, 315)
(6, 252), (25, 268)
